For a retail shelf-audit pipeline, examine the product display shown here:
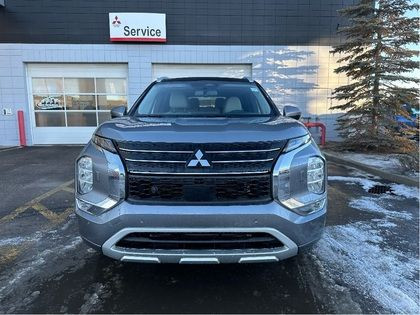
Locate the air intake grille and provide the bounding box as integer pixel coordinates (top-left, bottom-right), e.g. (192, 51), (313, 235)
(116, 232), (283, 250)
(127, 174), (272, 204)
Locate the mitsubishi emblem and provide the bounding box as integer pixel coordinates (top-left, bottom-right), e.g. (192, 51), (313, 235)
(112, 16), (121, 27)
(187, 149), (210, 167)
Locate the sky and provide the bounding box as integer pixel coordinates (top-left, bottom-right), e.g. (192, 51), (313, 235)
(406, 8), (419, 81)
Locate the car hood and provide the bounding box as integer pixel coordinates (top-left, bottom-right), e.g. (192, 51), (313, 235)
(95, 116), (308, 143)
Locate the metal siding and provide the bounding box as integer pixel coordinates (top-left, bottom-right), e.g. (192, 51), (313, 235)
(0, 0), (351, 45)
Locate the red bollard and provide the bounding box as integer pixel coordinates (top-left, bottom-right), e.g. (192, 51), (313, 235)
(304, 122), (326, 146)
(17, 110), (26, 146)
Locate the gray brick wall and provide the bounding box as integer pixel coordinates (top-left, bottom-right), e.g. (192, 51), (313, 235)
(0, 43), (347, 146)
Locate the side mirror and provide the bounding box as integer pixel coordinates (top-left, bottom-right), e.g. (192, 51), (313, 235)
(111, 106), (127, 118)
(283, 105), (301, 120)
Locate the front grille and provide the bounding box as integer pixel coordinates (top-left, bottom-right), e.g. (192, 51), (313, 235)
(117, 141), (284, 204)
(116, 140), (286, 174)
(116, 232), (283, 250)
(127, 174), (271, 203)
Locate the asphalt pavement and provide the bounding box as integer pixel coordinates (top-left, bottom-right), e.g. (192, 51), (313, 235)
(0, 146), (418, 313)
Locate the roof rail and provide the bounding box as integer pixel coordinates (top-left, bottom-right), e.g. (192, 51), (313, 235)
(156, 76), (169, 82)
(242, 77), (253, 82)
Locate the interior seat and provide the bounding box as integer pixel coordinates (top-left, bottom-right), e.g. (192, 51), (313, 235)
(169, 91), (189, 113)
(223, 97), (243, 114)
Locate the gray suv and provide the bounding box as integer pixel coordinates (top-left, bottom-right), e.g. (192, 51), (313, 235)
(75, 77), (327, 264)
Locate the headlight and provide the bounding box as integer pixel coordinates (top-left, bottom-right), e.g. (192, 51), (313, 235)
(75, 140), (125, 216)
(92, 134), (117, 153)
(77, 156), (93, 194)
(283, 134), (311, 153)
(273, 137), (327, 216)
(307, 156), (325, 194)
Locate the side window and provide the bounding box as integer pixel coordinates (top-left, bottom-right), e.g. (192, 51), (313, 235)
(32, 77), (127, 127)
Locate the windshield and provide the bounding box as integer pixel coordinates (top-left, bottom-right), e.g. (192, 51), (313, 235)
(135, 80), (276, 117)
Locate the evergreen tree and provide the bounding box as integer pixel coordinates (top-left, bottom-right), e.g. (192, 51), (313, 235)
(331, 0), (419, 152)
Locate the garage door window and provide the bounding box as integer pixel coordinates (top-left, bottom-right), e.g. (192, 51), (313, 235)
(32, 77), (127, 127)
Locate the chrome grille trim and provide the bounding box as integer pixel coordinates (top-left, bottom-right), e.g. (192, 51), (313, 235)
(125, 158), (185, 163)
(129, 170), (270, 175)
(212, 158), (273, 164)
(119, 148), (282, 154)
(125, 158), (274, 164)
(119, 148), (194, 154)
(206, 148), (282, 153)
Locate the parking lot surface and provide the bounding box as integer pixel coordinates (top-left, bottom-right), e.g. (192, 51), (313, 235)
(0, 146), (418, 313)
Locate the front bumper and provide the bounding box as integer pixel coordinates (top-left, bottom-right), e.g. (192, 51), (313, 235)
(76, 200), (326, 264)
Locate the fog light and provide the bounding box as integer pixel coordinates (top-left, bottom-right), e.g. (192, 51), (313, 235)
(77, 156), (93, 194)
(76, 198), (92, 212)
(307, 156), (324, 194)
(76, 197), (118, 216)
(282, 197), (326, 215)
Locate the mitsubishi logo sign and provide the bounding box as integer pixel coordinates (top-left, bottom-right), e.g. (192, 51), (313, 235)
(109, 12), (166, 42)
(112, 16), (121, 27)
(187, 149), (210, 167)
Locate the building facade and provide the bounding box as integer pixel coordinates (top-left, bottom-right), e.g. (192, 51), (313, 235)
(0, 0), (352, 146)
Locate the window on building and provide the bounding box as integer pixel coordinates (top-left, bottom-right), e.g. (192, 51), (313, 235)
(32, 77), (127, 127)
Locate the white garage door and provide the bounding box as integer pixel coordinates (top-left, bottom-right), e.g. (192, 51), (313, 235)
(152, 64), (252, 80)
(27, 63), (128, 144)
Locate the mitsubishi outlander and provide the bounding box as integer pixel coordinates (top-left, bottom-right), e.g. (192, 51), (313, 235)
(75, 77), (327, 264)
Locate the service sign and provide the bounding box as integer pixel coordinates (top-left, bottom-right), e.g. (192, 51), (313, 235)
(109, 13), (166, 42)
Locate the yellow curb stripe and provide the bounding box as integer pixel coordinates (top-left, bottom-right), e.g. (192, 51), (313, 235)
(61, 186), (75, 193)
(0, 246), (24, 266)
(0, 179), (74, 224)
(33, 203), (74, 224)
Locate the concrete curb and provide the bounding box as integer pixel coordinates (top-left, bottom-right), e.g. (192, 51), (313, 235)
(323, 151), (419, 188)
(0, 146), (20, 152)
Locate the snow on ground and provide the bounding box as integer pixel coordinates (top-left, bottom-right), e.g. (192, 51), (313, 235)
(0, 214), (87, 313)
(349, 197), (413, 220)
(312, 221), (419, 313)
(328, 176), (419, 199)
(309, 175), (420, 313)
(341, 153), (401, 170)
(390, 184), (420, 199)
(0, 233), (42, 247)
(328, 176), (378, 191)
(338, 152), (419, 179)
(336, 152), (419, 179)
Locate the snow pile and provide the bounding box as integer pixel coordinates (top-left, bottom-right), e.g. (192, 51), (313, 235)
(312, 222), (419, 313)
